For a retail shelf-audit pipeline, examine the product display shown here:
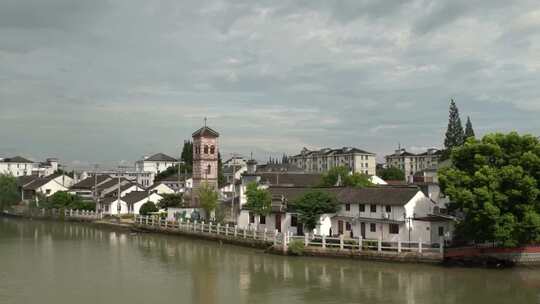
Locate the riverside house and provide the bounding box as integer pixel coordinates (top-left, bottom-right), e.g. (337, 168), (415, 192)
(239, 186), (454, 245)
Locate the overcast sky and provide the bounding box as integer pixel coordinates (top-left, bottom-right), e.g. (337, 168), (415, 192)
(1, 0), (539, 169)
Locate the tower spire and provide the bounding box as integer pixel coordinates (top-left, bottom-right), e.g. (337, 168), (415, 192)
(204, 117), (207, 127)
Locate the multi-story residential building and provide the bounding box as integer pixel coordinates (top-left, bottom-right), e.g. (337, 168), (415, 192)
(0, 156), (34, 177)
(289, 147), (376, 175)
(134, 153), (179, 175)
(385, 148), (442, 181)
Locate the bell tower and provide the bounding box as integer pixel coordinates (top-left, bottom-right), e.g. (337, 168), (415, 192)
(192, 120), (220, 191)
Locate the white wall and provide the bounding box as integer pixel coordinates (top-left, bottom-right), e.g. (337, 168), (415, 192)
(36, 180), (69, 197)
(133, 193), (163, 215)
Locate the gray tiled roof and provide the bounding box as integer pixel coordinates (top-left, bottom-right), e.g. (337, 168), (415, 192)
(70, 175), (111, 190)
(144, 153), (178, 162)
(269, 186), (422, 206)
(258, 173), (323, 187)
(1, 156), (33, 163)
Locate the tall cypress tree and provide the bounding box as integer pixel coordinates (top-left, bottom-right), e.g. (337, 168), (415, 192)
(444, 99), (465, 150)
(465, 116), (475, 139)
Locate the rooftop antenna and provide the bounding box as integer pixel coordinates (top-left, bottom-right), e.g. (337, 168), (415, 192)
(204, 117), (207, 127)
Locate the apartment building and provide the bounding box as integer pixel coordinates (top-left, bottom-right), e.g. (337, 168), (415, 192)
(289, 147), (376, 175)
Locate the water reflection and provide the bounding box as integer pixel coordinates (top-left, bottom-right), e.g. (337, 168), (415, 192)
(1, 217), (539, 304)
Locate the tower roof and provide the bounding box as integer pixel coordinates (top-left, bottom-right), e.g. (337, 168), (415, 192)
(192, 126), (220, 138)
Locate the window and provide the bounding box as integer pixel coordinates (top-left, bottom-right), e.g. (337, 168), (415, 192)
(370, 223), (376, 232)
(291, 215), (298, 227)
(385, 206), (391, 213)
(359, 204), (365, 212)
(45, 189), (51, 195)
(370, 204), (377, 213)
(345, 204), (350, 211)
(345, 222), (352, 231)
(260, 215), (266, 224)
(389, 224), (399, 234)
(204, 145), (209, 154)
(207, 165), (211, 174)
(249, 213), (254, 224)
(438, 226), (444, 236)
(210, 145), (215, 154)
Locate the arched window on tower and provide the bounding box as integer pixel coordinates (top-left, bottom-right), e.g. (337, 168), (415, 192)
(207, 165), (211, 175)
(210, 145), (215, 154)
(204, 145), (209, 154)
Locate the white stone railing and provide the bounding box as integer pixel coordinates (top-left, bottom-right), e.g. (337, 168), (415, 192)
(134, 215), (443, 254)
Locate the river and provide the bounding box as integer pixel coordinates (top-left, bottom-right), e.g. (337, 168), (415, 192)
(0, 217), (538, 304)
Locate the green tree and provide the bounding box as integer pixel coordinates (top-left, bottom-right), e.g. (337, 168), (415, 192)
(465, 116), (475, 139)
(181, 140), (193, 167)
(157, 193), (183, 210)
(377, 167), (405, 181)
(444, 99), (465, 151)
(40, 191), (92, 210)
(198, 182), (218, 220)
(290, 190), (340, 231)
(139, 201), (158, 215)
(244, 182), (272, 222)
(320, 166), (372, 187)
(218, 152), (226, 188)
(0, 174), (20, 211)
(439, 132), (540, 246)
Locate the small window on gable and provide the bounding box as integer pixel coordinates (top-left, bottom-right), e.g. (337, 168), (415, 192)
(385, 206), (391, 213)
(204, 145), (209, 154)
(210, 145), (215, 154)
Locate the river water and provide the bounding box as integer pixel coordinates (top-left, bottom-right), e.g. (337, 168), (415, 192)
(0, 217), (538, 304)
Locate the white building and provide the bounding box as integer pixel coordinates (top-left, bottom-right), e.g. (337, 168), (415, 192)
(135, 153), (179, 175)
(100, 191), (163, 215)
(385, 148), (443, 181)
(18, 174), (74, 202)
(87, 170), (155, 188)
(289, 147), (377, 175)
(0, 156), (34, 177)
(32, 158), (59, 177)
(239, 186), (454, 245)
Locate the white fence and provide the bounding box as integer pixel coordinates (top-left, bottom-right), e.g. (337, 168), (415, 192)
(32, 208), (101, 220)
(134, 215), (443, 254)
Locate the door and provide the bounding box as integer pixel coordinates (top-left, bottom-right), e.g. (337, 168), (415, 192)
(338, 220), (344, 235)
(361, 222), (366, 239)
(275, 214), (281, 233)
(297, 223), (304, 236)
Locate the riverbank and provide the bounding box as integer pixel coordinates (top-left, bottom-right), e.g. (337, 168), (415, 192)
(4, 211), (538, 267)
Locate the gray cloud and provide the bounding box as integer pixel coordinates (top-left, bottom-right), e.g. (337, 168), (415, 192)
(0, 0), (539, 168)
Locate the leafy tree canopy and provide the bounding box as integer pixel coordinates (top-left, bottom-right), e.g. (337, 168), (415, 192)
(156, 140), (193, 181)
(320, 166), (372, 188)
(40, 191), (94, 210)
(245, 182), (272, 216)
(0, 174), (20, 211)
(290, 190), (340, 231)
(198, 182), (219, 219)
(377, 167), (405, 181)
(139, 201), (158, 215)
(439, 132), (540, 246)
(157, 193), (183, 210)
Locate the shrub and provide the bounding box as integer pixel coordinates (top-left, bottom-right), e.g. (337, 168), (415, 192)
(139, 201), (158, 215)
(288, 240), (305, 256)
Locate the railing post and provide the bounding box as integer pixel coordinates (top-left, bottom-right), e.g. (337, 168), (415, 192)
(322, 235), (326, 248)
(194, 220), (197, 232)
(274, 230), (278, 246)
(282, 232), (288, 254)
(398, 239), (402, 253)
(234, 225), (238, 237)
(439, 240), (444, 254)
(378, 238), (382, 252)
(225, 224), (229, 236)
(263, 228), (267, 241)
(208, 222), (212, 234)
(243, 228), (247, 239)
(358, 236), (362, 251)
(304, 234), (309, 247)
(217, 223), (221, 235)
(201, 221), (205, 233)
(339, 234), (344, 250)
(253, 229), (257, 240)
(70, 209), (73, 217)
(419, 238), (423, 253)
